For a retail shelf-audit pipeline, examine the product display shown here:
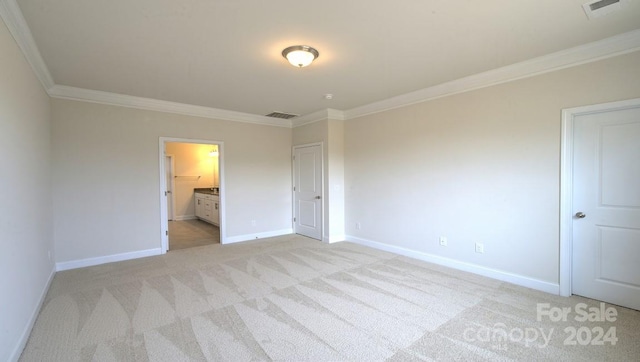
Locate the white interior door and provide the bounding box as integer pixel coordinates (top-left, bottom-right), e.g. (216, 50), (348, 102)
(165, 155), (175, 221)
(293, 144), (322, 240)
(572, 105), (640, 311)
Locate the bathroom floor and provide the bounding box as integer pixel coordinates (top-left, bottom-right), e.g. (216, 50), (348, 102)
(168, 219), (220, 250)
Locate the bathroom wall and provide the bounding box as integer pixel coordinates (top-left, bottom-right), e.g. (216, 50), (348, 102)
(165, 142), (218, 219)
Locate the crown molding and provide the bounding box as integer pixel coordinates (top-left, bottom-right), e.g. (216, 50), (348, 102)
(0, 0), (54, 91)
(344, 29), (640, 120)
(326, 108), (346, 121)
(49, 85), (292, 127)
(291, 108), (345, 128)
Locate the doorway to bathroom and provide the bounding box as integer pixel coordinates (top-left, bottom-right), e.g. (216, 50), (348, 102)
(159, 137), (225, 252)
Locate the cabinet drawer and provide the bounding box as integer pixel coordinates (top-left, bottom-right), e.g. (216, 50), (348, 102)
(195, 193), (214, 200)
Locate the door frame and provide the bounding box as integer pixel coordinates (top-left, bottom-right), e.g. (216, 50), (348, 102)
(165, 154), (176, 221)
(559, 97), (640, 297)
(292, 142), (324, 240)
(159, 137), (226, 253)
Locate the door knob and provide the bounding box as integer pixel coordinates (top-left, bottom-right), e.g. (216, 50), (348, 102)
(315, 196), (321, 199)
(575, 212), (586, 219)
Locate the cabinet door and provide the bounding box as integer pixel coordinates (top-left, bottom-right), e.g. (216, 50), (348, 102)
(202, 200), (213, 222)
(195, 196), (204, 218)
(212, 201), (220, 225)
(203, 199), (213, 211)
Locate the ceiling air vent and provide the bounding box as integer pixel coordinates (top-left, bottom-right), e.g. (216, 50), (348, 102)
(265, 111), (299, 119)
(582, 0), (628, 19)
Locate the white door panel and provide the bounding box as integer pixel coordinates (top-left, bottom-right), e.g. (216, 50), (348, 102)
(572, 106), (640, 311)
(299, 152), (318, 192)
(294, 145), (322, 240)
(600, 122), (640, 207)
(299, 200), (318, 228)
(597, 227), (640, 286)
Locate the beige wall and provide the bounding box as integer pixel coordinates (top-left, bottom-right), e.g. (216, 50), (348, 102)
(165, 142), (218, 219)
(0, 19), (53, 361)
(344, 51), (640, 285)
(293, 120), (328, 146)
(52, 99), (292, 262)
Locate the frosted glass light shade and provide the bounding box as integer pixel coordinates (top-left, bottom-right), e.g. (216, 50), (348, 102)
(282, 45), (319, 68)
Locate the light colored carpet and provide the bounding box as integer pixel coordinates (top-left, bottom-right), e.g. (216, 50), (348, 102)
(20, 235), (640, 361)
(169, 220), (220, 251)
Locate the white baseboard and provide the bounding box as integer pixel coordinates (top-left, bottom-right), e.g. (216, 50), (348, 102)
(10, 265), (56, 362)
(56, 248), (163, 271)
(346, 235), (560, 295)
(173, 215), (196, 221)
(223, 228), (293, 245)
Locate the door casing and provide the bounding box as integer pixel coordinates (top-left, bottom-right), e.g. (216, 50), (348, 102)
(159, 137), (225, 252)
(559, 97), (640, 297)
(165, 154), (176, 221)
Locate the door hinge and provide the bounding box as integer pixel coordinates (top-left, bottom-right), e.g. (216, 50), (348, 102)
(293, 186), (296, 191)
(164, 191), (167, 196)
(165, 230), (168, 236)
(293, 217), (296, 222)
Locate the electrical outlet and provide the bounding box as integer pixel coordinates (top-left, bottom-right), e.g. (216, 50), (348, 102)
(251, 220), (257, 227)
(439, 236), (448, 246)
(475, 242), (484, 254)
(355, 222), (361, 230)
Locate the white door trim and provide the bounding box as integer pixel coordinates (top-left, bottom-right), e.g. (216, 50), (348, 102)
(292, 142), (324, 240)
(159, 137), (226, 252)
(559, 97), (640, 297)
(165, 154), (176, 221)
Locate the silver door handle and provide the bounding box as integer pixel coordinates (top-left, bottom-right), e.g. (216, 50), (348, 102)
(315, 196), (321, 199)
(575, 212), (586, 219)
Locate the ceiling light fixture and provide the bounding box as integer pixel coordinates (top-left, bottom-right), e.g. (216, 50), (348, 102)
(282, 45), (319, 68)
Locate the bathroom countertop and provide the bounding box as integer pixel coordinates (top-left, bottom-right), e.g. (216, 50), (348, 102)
(194, 188), (219, 196)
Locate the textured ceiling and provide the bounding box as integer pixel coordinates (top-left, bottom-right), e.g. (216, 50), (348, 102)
(15, 0), (640, 117)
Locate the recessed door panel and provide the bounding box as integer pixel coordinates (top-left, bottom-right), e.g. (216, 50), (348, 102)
(598, 227), (640, 287)
(299, 200), (317, 228)
(600, 122), (640, 208)
(299, 152), (318, 193)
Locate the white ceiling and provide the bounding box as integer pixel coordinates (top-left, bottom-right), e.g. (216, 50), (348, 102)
(11, 0), (640, 118)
